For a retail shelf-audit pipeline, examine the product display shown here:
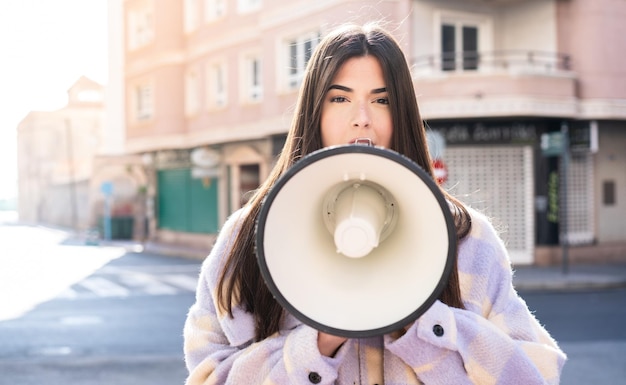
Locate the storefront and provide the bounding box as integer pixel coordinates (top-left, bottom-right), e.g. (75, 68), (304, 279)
(427, 118), (595, 264)
(153, 149), (220, 235)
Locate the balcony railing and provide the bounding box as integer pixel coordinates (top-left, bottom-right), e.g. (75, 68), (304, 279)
(412, 50), (571, 76)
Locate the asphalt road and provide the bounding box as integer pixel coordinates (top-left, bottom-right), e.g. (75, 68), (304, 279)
(520, 287), (626, 384)
(1, 223), (624, 384)
(0, 223), (200, 385)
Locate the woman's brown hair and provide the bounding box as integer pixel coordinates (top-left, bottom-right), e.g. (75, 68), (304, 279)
(217, 23), (472, 341)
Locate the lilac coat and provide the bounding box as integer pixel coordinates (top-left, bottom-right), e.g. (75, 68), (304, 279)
(183, 207), (566, 384)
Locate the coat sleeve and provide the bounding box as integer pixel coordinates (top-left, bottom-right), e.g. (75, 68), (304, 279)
(183, 210), (346, 385)
(385, 210), (567, 384)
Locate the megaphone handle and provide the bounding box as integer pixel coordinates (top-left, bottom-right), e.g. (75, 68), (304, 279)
(317, 332), (347, 357)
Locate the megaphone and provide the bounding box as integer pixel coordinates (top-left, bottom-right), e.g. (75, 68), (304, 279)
(256, 144), (456, 338)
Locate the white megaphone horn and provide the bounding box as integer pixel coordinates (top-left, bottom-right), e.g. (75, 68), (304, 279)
(256, 144), (456, 338)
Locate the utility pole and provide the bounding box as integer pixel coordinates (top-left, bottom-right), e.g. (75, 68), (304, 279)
(65, 119), (78, 231)
(560, 121), (570, 275)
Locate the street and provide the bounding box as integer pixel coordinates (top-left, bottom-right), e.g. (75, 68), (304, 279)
(0, 222), (624, 384)
(520, 288), (626, 384)
(0, 223), (199, 385)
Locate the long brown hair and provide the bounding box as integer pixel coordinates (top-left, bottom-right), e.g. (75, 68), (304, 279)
(217, 23), (472, 341)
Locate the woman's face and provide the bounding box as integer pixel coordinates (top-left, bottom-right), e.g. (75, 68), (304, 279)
(320, 55), (393, 148)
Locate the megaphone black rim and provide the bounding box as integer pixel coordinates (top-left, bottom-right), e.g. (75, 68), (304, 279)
(256, 145), (457, 338)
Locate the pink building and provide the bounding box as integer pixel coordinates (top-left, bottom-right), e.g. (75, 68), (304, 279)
(105, 0), (626, 264)
(17, 77), (106, 230)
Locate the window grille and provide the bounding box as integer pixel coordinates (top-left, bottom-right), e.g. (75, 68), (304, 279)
(287, 32), (320, 89)
(206, 62), (227, 108)
(184, 0), (200, 32)
(127, 8), (154, 50)
(135, 83), (153, 121)
(249, 58), (262, 101)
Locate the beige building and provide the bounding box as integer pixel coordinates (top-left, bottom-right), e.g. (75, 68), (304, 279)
(17, 76), (105, 230)
(112, 0), (626, 264)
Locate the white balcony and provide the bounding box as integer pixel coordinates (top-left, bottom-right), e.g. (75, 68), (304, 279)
(412, 50), (578, 119)
(413, 50), (571, 77)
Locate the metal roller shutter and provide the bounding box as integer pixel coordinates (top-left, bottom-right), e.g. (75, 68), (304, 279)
(443, 146), (534, 264)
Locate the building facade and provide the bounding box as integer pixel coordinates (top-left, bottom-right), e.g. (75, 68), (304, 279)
(116, 0), (626, 264)
(17, 76), (106, 230)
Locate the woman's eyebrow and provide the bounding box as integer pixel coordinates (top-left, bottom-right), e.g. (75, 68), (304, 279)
(328, 84), (352, 92)
(328, 84), (387, 94)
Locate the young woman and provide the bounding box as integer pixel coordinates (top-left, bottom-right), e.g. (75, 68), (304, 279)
(183, 23), (566, 384)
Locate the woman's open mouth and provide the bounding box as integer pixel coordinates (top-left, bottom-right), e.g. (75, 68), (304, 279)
(350, 138), (374, 146)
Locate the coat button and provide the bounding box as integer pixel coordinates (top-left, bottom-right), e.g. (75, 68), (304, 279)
(308, 371), (322, 384)
(433, 324), (444, 337)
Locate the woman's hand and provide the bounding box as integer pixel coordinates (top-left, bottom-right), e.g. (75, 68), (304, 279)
(317, 332), (347, 357)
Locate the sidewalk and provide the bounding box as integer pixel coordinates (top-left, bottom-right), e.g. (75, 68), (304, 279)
(10, 219), (626, 293)
(138, 239), (626, 292)
(512, 262), (626, 291)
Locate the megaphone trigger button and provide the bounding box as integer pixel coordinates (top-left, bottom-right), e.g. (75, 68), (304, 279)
(433, 324), (444, 337)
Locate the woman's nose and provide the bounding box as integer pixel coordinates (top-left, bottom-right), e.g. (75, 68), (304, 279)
(352, 103), (371, 128)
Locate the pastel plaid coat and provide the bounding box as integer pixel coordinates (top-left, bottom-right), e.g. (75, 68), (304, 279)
(184, 207), (566, 384)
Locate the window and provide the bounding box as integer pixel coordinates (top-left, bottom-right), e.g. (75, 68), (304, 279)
(185, 69), (200, 116)
(127, 7), (154, 50)
(133, 83), (153, 121)
(238, 0), (261, 13)
(441, 24), (455, 71)
(441, 23), (478, 71)
(287, 32), (320, 89)
(603, 180), (616, 206)
(207, 62), (227, 108)
(205, 0), (226, 21)
(184, 0), (201, 33)
(436, 11), (491, 73)
(242, 55), (262, 102)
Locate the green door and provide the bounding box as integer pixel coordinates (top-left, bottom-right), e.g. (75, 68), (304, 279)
(157, 168), (218, 233)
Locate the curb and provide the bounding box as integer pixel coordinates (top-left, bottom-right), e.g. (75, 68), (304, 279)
(513, 273), (626, 291)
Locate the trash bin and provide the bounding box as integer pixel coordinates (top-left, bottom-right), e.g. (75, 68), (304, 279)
(99, 216), (134, 240)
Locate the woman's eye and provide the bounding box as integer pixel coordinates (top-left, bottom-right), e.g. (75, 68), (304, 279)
(375, 97), (390, 105)
(330, 96), (348, 103)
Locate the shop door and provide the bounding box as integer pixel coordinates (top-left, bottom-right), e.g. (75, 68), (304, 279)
(565, 152), (595, 244)
(157, 168), (219, 233)
(239, 164), (260, 207)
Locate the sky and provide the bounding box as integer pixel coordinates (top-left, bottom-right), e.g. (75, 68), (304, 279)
(0, 0), (109, 200)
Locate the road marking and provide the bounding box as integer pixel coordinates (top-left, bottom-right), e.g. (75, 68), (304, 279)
(119, 273), (178, 295)
(100, 265), (200, 274)
(30, 346), (74, 357)
(56, 287), (78, 299)
(160, 274), (199, 291)
(59, 315), (103, 325)
(52, 271), (199, 300)
(78, 277), (130, 297)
